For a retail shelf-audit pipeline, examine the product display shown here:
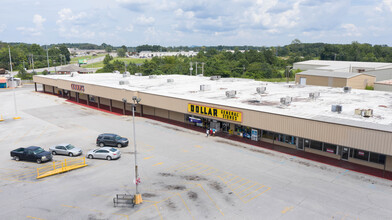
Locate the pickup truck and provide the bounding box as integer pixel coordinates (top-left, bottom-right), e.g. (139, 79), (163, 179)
(10, 146), (52, 164)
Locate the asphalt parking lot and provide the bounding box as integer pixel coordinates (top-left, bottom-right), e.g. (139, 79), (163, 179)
(1, 85), (392, 220)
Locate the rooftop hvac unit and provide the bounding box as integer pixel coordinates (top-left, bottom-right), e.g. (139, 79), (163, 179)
(309, 92), (320, 99)
(331, 105), (342, 113)
(167, 79), (174, 83)
(355, 108), (373, 117)
(343, 86), (351, 93)
(210, 76), (221, 80)
(280, 97), (292, 105)
(225, 90), (237, 98)
(135, 73), (143, 76)
(149, 75), (157, 79)
(200, 85), (211, 91)
(363, 109), (373, 117)
(123, 72), (130, 77)
(70, 72), (79, 77)
(256, 87), (266, 94)
(119, 80), (129, 85)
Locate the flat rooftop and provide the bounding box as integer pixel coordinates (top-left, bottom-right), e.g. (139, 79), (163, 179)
(294, 60), (392, 72)
(37, 74), (392, 132)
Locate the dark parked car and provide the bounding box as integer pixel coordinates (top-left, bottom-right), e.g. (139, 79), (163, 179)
(10, 146), (52, 164)
(96, 133), (129, 148)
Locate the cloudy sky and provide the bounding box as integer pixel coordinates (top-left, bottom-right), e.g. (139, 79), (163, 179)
(1, 0), (392, 46)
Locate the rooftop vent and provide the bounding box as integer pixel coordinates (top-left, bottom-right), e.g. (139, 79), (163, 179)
(280, 97), (292, 105)
(309, 92), (320, 99)
(210, 76), (221, 80)
(331, 105), (342, 113)
(70, 72), (79, 77)
(256, 87), (266, 94)
(149, 75), (157, 79)
(225, 90), (237, 98)
(200, 85), (211, 91)
(122, 72), (130, 77)
(135, 73), (143, 76)
(119, 80), (129, 85)
(343, 86), (351, 93)
(167, 79), (174, 83)
(355, 108), (373, 117)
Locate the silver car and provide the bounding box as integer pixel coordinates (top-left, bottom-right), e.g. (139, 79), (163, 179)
(87, 147), (121, 160)
(49, 144), (83, 157)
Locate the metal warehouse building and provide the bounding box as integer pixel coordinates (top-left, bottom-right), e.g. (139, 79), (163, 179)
(33, 73), (392, 173)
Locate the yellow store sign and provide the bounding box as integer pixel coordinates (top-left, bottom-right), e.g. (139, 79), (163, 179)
(188, 103), (242, 122)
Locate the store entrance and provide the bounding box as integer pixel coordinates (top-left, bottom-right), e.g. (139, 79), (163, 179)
(297, 138), (304, 150)
(341, 147), (349, 160)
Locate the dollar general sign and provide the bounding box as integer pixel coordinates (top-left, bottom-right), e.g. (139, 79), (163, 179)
(188, 103), (242, 122)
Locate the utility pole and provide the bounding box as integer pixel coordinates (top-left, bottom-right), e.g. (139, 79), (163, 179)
(195, 62), (198, 75)
(189, 62), (193, 76)
(46, 46), (50, 70)
(32, 54), (35, 73)
(131, 96), (142, 205)
(8, 45), (20, 119)
(201, 62), (205, 76)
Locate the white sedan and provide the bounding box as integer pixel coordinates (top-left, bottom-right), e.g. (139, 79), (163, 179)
(49, 144), (82, 157)
(87, 147), (121, 160)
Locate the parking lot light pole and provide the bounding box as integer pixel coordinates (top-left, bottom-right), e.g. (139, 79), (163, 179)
(9, 45), (20, 120)
(131, 96), (142, 205)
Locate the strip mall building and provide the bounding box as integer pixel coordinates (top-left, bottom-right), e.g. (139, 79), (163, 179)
(33, 73), (392, 172)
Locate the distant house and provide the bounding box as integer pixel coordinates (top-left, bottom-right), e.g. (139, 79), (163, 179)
(57, 65), (89, 74)
(295, 70), (375, 89)
(0, 68), (7, 74)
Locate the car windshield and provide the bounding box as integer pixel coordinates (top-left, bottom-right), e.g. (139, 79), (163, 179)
(109, 148), (117, 152)
(115, 135), (121, 140)
(66, 144), (75, 150)
(33, 148), (45, 154)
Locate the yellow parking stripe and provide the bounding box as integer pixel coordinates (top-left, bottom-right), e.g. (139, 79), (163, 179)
(177, 193), (194, 220)
(143, 156), (153, 160)
(152, 162), (163, 166)
(26, 216), (46, 220)
(196, 183), (224, 216)
(281, 206), (294, 214)
(241, 185), (266, 199)
(194, 145), (203, 148)
(244, 187), (271, 203)
(232, 180), (252, 190)
(237, 183), (258, 194)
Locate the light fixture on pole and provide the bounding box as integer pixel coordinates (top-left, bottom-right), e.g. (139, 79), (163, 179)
(131, 96), (142, 205)
(8, 45), (20, 120)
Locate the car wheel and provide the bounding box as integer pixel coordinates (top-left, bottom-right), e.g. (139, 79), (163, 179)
(88, 154), (93, 159)
(99, 142), (105, 147)
(106, 156), (112, 161)
(52, 151), (56, 155)
(117, 143), (122, 148)
(37, 159), (42, 164)
(69, 152), (73, 157)
(14, 156), (20, 161)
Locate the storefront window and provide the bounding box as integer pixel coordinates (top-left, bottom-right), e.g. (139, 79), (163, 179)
(353, 149), (369, 161)
(310, 140), (322, 150)
(323, 143), (337, 154)
(262, 131), (275, 140)
(369, 152), (386, 164)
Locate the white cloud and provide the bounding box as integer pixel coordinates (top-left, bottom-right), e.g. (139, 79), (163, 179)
(137, 15), (155, 25)
(17, 14), (45, 36)
(0, 24), (6, 33)
(383, 0), (392, 12)
(56, 8), (92, 38)
(125, 24), (134, 32)
(341, 23), (361, 37)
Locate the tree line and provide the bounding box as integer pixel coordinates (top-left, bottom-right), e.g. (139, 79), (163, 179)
(0, 42), (70, 71)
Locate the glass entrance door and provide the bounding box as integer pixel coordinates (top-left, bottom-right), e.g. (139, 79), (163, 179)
(297, 138), (304, 150)
(341, 147), (349, 160)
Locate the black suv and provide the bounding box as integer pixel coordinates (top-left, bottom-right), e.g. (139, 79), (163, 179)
(96, 133), (129, 148)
